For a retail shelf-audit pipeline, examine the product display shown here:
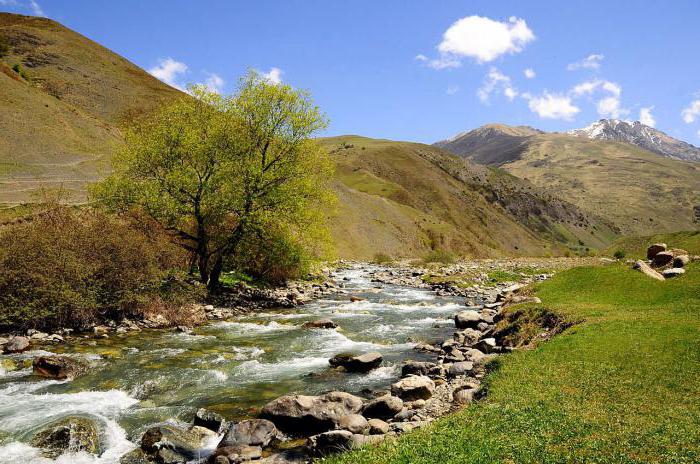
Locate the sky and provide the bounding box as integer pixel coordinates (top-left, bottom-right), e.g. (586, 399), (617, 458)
(3, 0), (700, 144)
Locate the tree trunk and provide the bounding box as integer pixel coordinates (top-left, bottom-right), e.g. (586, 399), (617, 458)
(207, 253), (224, 294)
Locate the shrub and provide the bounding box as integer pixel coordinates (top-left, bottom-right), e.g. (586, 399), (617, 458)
(423, 249), (455, 265)
(0, 34), (9, 57)
(613, 249), (626, 260)
(0, 206), (194, 331)
(11, 63), (28, 79)
(372, 253), (392, 265)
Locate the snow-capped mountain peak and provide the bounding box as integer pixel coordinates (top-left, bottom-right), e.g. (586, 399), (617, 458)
(568, 119), (700, 162)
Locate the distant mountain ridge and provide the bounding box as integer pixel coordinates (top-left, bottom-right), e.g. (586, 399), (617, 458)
(568, 119), (700, 162)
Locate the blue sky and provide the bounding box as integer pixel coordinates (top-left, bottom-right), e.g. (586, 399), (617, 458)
(3, 0), (700, 144)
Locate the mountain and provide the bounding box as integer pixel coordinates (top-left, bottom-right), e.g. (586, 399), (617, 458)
(434, 124), (542, 166)
(435, 125), (700, 235)
(568, 119), (700, 162)
(323, 136), (617, 258)
(0, 13), (181, 204)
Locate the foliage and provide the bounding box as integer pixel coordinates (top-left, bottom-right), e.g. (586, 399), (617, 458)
(372, 253), (393, 265)
(12, 63), (29, 79)
(422, 249), (455, 265)
(92, 71), (335, 292)
(0, 206), (194, 331)
(613, 249), (626, 260)
(0, 34), (9, 57)
(326, 262), (700, 463)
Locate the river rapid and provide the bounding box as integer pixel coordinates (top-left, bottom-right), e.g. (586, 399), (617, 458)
(0, 265), (469, 463)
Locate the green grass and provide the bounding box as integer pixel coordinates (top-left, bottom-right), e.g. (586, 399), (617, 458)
(604, 230), (700, 259)
(325, 262), (700, 463)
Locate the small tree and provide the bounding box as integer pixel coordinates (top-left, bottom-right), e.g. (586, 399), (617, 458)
(93, 72), (334, 292)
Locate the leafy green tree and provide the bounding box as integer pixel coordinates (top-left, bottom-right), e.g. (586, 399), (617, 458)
(93, 71), (334, 292)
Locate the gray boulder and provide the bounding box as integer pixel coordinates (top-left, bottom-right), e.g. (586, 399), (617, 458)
(652, 251), (674, 267)
(390, 375), (435, 401)
(32, 356), (87, 380)
(193, 408), (226, 433)
(301, 319), (338, 329)
(447, 361), (474, 378)
(475, 337), (498, 354)
(3, 336), (30, 354)
(31, 416), (99, 458)
(633, 260), (665, 281)
(453, 387), (477, 405)
(337, 414), (368, 434)
(673, 255), (690, 268)
(213, 445), (263, 463)
(329, 352), (383, 372)
(647, 243), (667, 260)
(401, 361), (435, 377)
(219, 419), (278, 448)
(454, 310), (483, 329)
(362, 395), (404, 420)
(260, 391), (363, 435)
(140, 424), (218, 462)
(309, 430), (354, 456)
(367, 418), (389, 435)
(662, 268), (686, 278)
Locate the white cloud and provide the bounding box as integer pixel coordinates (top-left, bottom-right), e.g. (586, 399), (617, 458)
(697, 129), (700, 138)
(414, 54), (428, 62)
(639, 106), (656, 127)
(525, 92), (580, 120)
(597, 96), (626, 118)
(524, 68), (536, 79)
(681, 100), (700, 124)
(29, 0), (44, 16)
(477, 67), (517, 103)
(148, 58), (188, 90)
(571, 79), (620, 97)
(567, 53), (604, 71)
(260, 67), (283, 85)
(427, 15), (534, 67)
(446, 85), (460, 95)
(203, 73), (225, 94)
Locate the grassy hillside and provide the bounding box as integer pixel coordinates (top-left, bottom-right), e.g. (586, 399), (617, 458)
(438, 126), (700, 236)
(604, 230), (700, 258)
(0, 13), (181, 204)
(325, 136), (617, 259)
(327, 261), (700, 463)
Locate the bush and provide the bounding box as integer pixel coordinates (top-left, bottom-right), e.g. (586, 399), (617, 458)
(613, 249), (626, 260)
(0, 34), (9, 57)
(422, 249), (455, 265)
(0, 206), (194, 331)
(12, 63), (29, 79)
(372, 253), (392, 265)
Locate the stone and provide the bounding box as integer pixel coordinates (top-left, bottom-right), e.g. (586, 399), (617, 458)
(329, 352), (383, 372)
(390, 375), (435, 401)
(394, 408), (417, 421)
(260, 391), (363, 435)
(213, 445), (263, 463)
(31, 416), (99, 458)
(301, 319), (338, 329)
(362, 395), (404, 420)
(337, 414), (368, 434)
(3, 336), (30, 354)
(32, 356), (87, 380)
(401, 361), (435, 377)
(633, 260), (665, 281)
(475, 337), (498, 354)
(662, 268), (685, 278)
(453, 387), (476, 405)
(119, 448), (151, 464)
(447, 361), (474, 378)
(309, 430), (354, 456)
(673, 255), (690, 268)
(351, 433), (385, 448)
(193, 408), (226, 433)
(463, 348), (488, 363)
(652, 251), (674, 267)
(454, 310), (482, 329)
(213, 456), (230, 464)
(140, 424), (217, 461)
(367, 418), (389, 435)
(220, 419), (278, 448)
(349, 296), (365, 302)
(647, 243), (667, 260)
(454, 328), (481, 346)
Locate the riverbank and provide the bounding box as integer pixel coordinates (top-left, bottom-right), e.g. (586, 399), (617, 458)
(326, 260), (700, 463)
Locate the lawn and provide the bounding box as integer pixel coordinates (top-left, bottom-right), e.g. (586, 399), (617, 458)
(325, 261), (700, 463)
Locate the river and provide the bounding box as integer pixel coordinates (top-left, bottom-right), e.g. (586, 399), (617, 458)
(0, 265), (467, 463)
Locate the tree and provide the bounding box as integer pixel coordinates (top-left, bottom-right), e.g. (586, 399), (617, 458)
(93, 71), (334, 292)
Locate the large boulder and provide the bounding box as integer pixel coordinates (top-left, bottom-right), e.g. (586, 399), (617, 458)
(193, 408), (226, 433)
(31, 416), (100, 458)
(400, 361), (435, 377)
(662, 268), (685, 278)
(361, 395), (404, 420)
(390, 375), (435, 401)
(367, 418), (390, 435)
(32, 356), (87, 380)
(309, 430), (354, 456)
(3, 336), (30, 354)
(219, 419), (278, 448)
(673, 255), (690, 268)
(633, 260), (665, 281)
(301, 319), (338, 329)
(212, 445), (263, 463)
(454, 310), (484, 329)
(454, 328), (482, 346)
(329, 352), (383, 372)
(447, 361), (474, 378)
(337, 414), (368, 434)
(651, 251), (674, 267)
(260, 391), (363, 435)
(647, 243), (667, 260)
(140, 424), (218, 462)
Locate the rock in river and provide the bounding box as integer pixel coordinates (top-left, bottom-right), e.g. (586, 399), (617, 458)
(140, 424), (218, 462)
(31, 416), (100, 458)
(3, 336), (30, 354)
(329, 352), (383, 372)
(454, 310), (484, 329)
(33, 355), (87, 380)
(260, 391), (363, 435)
(193, 408), (227, 433)
(219, 419), (279, 448)
(391, 375), (435, 401)
(301, 319), (338, 329)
